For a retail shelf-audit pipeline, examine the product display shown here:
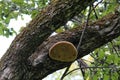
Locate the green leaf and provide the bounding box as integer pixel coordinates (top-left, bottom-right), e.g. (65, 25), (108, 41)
(99, 49), (105, 59)
(104, 75), (109, 80)
(56, 27), (65, 33)
(12, 0), (24, 5)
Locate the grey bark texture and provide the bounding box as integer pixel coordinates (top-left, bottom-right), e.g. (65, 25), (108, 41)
(0, 0), (120, 80)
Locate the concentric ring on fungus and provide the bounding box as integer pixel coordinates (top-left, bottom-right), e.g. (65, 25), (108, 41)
(49, 41), (78, 62)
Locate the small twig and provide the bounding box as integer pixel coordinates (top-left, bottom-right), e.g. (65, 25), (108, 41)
(92, 4), (99, 19)
(93, 0), (103, 8)
(64, 66), (119, 77)
(110, 41), (120, 57)
(77, 59), (87, 80)
(60, 65), (71, 80)
(76, 5), (92, 80)
(60, 1), (103, 80)
(60, 5), (92, 80)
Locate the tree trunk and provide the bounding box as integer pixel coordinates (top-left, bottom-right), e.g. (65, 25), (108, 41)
(0, 0), (120, 80)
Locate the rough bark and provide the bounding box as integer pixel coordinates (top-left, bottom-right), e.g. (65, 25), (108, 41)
(28, 12), (120, 79)
(0, 0), (120, 80)
(0, 0), (95, 80)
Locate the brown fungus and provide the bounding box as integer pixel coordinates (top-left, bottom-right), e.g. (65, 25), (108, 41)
(49, 41), (78, 62)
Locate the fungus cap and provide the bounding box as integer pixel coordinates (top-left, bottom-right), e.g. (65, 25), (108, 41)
(49, 41), (78, 62)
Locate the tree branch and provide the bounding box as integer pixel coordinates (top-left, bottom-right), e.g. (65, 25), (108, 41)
(0, 0), (95, 80)
(0, 0), (120, 80)
(28, 12), (120, 79)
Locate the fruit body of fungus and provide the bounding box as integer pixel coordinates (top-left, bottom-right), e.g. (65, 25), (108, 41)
(49, 41), (78, 62)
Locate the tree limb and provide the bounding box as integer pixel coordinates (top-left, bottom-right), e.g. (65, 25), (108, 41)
(0, 0), (95, 80)
(28, 12), (120, 79)
(0, 0), (120, 80)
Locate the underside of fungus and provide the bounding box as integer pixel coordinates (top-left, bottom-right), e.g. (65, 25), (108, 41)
(49, 41), (78, 62)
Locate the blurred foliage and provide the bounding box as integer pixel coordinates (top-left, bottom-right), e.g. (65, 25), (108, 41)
(87, 37), (120, 80)
(0, 0), (120, 80)
(0, 0), (49, 37)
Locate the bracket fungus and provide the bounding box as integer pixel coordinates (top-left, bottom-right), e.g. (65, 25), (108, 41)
(49, 41), (78, 62)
